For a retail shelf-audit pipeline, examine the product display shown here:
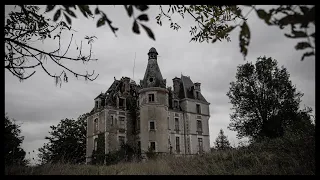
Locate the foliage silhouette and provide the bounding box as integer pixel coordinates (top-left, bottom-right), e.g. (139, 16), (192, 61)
(214, 129), (231, 150)
(46, 5), (314, 60)
(4, 114), (28, 166)
(38, 113), (89, 164)
(226, 56), (314, 142)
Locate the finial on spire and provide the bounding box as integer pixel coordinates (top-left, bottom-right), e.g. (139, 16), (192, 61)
(148, 47), (158, 60)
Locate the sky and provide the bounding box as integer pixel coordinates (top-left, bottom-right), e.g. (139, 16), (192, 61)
(5, 5), (315, 165)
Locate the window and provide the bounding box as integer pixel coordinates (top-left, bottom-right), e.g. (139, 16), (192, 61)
(150, 142), (156, 151)
(196, 91), (200, 99)
(174, 100), (179, 109)
(136, 118), (140, 131)
(137, 100), (139, 107)
(175, 118), (179, 131)
(94, 138), (98, 151)
(137, 141), (141, 152)
(196, 104), (201, 114)
(101, 99), (105, 107)
(197, 120), (202, 132)
(119, 98), (125, 108)
(148, 94), (155, 102)
(149, 121), (155, 130)
(119, 117), (125, 126)
(110, 115), (114, 126)
(198, 138), (203, 153)
(167, 117), (170, 130)
(176, 137), (180, 153)
(119, 136), (125, 145)
(95, 101), (98, 108)
(94, 118), (98, 132)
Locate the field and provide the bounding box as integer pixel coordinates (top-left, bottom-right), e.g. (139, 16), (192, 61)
(6, 134), (315, 175)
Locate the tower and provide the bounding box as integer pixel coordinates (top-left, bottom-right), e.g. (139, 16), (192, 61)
(138, 47), (169, 156)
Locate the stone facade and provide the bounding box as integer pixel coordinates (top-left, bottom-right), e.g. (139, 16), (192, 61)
(86, 47), (210, 164)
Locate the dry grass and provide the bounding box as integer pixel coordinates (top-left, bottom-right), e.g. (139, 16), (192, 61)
(5, 135), (315, 175)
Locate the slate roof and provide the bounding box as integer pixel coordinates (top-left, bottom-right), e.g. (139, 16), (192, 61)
(179, 75), (208, 103)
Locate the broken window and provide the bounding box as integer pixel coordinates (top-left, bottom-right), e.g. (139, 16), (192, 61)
(110, 115), (114, 126)
(175, 118), (179, 131)
(119, 117), (125, 128)
(148, 94), (155, 102)
(119, 98), (125, 108)
(174, 100), (179, 109)
(119, 136), (125, 145)
(150, 142), (156, 151)
(196, 104), (201, 114)
(149, 121), (155, 130)
(196, 91), (200, 99)
(94, 118), (98, 132)
(176, 137), (180, 153)
(197, 120), (202, 133)
(198, 138), (203, 153)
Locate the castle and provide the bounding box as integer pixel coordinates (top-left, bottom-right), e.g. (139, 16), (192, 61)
(86, 47), (210, 163)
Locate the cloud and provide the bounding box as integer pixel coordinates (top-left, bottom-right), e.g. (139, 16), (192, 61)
(5, 5), (315, 164)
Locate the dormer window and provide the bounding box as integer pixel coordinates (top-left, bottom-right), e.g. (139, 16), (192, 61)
(148, 94), (155, 102)
(196, 91), (200, 99)
(174, 100), (179, 109)
(119, 97), (125, 109)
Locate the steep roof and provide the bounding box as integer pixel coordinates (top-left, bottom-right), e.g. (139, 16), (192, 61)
(180, 75), (208, 103)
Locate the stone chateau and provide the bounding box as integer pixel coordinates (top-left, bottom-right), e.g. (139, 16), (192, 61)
(86, 47), (210, 163)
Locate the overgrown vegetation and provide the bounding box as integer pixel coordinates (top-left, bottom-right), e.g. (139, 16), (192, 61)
(6, 131), (315, 175)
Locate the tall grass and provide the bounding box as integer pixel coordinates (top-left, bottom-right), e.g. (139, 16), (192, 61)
(5, 134), (314, 175)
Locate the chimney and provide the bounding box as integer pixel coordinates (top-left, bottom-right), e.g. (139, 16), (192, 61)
(194, 82), (201, 92)
(172, 77), (181, 95)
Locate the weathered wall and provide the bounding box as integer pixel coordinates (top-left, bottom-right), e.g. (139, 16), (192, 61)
(139, 87), (169, 154)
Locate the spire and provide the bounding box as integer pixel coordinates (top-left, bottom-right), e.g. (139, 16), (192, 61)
(140, 47), (166, 88)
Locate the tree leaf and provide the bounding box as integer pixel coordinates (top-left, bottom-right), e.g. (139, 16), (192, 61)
(46, 5), (55, 12)
(284, 30), (308, 38)
(135, 5), (148, 11)
(137, 14), (148, 21)
(295, 42), (312, 50)
(97, 17), (105, 27)
(132, 20), (140, 34)
(77, 5), (91, 18)
(239, 21), (251, 59)
(301, 51), (315, 61)
(141, 24), (155, 40)
(64, 13), (72, 25)
(126, 5), (133, 17)
(53, 9), (61, 21)
(66, 9), (76, 18)
(95, 7), (100, 15)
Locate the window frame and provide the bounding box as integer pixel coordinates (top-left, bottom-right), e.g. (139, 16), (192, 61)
(149, 120), (156, 131)
(196, 104), (201, 114)
(148, 93), (155, 103)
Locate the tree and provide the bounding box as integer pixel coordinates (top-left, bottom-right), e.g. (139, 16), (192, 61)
(5, 5), (98, 86)
(38, 113), (89, 164)
(47, 5), (314, 61)
(4, 114), (28, 166)
(226, 56), (314, 142)
(214, 129), (231, 150)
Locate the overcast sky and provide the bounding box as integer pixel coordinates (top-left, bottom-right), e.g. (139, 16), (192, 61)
(5, 5), (315, 165)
